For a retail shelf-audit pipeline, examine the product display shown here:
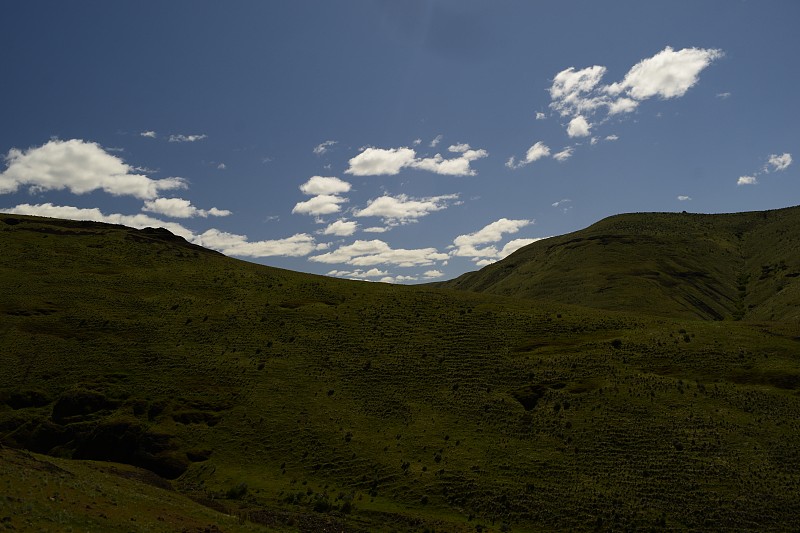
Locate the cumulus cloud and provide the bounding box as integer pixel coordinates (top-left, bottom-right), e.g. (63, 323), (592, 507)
(346, 145), (488, 177)
(142, 197), (231, 218)
(363, 226), (388, 233)
(322, 219), (358, 236)
(168, 134), (207, 143)
(1, 203), (318, 259)
(327, 268), (389, 280)
(354, 194), (458, 224)
(535, 112), (547, 120)
(0, 139), (186, 199)
(605, 47), (724, 100)
(567, 116), (591, 138)
(345, 147), (417, 176)
(194, 229), (317, 257)
(140, 131), (157, 138)
(737, 176), (757, 186)
(310, 239), (448, 267)
(451, 218), (536, 262)
(766, 153), (792, 172)
(292, 194), (348, 216)
(423, 270), (444, 279)
(547, 47), (722, 137)
(552, 147), (574, 162)
(313, 140), (337, 155)
(299, 176), (352, 195)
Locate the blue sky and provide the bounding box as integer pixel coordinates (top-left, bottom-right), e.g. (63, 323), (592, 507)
(1, 1), (797, 283)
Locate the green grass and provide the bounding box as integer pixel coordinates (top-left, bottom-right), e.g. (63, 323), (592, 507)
(1, 213), (800, 531)
(438, 206), (800, 322)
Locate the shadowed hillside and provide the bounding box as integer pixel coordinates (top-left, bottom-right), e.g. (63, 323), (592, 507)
(439, 206), (800, 321)
(2, 213), (800, 531)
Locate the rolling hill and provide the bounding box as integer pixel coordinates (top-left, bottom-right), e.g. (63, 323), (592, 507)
(438, 206), (800, 321)
(1, 212), (800, 532)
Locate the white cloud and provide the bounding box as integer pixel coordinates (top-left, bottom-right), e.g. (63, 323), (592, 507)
(552, 199), (571, 208)
(448, 143), (471, 153)
(430, 135), (443, 147)
(299, 176), (352, 195)
(606, 47), (724, 100)
(506, 141), (550, 169)
(322, 219), (358, 236)
(345, 147), (417, 176)
(716, 92), (732, 99)
(452, 218), (533, 261)
(354, 194), (458, 224)
(0, 139), (186, 199)
(292, 194), (348, 216)
(410, 148), (488, 176)
(677, 195), (692, 201)
(0, 203), (194, 239)
(168, 134), (207, 143)
(737, 176), (757, 186)
(140, 131), (157, 138)
(423, 270), (444, 279)
(546, 47), (722, 138)
(767, 153), (792, 172)
(567, 115), (591, 138)
(607, 97), (638, 115)
(310, 239), (448, 267)
(380, 275), (418, 284)
(194, 229), (316, 257)
(217, 163), (226, 170)
(363, 226), (388, 233)
(142, 197), (231, 218)
(313, 140), (337, 155)
(552, 147), (574, 162)
(346, 145), (487, 177)
(413, 138), (422, 146)
(549, 65), (607, 117)
(327, 268), (389, 279)
(2, 202), (319, 259)
(535, 112), (547, 120)
(605, 134), (619, 141)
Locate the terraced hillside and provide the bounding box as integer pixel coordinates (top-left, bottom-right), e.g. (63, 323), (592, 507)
(439, 206), (800, 321)
(1, 213), (800, 531)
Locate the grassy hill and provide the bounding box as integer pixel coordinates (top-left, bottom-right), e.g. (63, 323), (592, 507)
(1, 213), (800, 531)
(438, 206), (800, 321)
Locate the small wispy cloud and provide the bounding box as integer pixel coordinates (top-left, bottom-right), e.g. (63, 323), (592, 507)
(716, 92), (732, 99)
(168, 134), (207, 143)
(140, 131), (157, 139)
(677, 195), (692, 201)
(313, 140), (337, 155)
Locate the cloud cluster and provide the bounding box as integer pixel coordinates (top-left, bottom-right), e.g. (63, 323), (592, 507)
(293, 176), (352, 217)
(506, 141), (574, 168)
(451, 218), (541, 265)
(346, 144), (488, 177)
(1, 203), (320, 259)
(737, 152), (793, 186)
(354, 193), (458, 225)
(310, 239), (449, 267)
(549, 47), (723, 136)
(143, 197), (231, 218)
(0, 139), (186, 199)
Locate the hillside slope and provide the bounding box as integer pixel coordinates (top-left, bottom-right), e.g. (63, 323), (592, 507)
(439, 206), (800, 321)
(1, 214), (800, 531)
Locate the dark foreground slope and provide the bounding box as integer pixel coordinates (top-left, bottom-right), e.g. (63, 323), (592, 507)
(1, 214), (800, 532)
(439, 206), (800, 321)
